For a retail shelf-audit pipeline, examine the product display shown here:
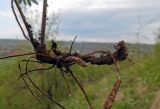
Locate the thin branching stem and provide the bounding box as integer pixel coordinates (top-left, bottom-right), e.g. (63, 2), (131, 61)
(18, 59), (44, 104)
(19, 64), (55, 78)
(13, 0), (34, 43)
(26, 73), (66, 109)
(11, 0), (30, 41)
(0, 52), (35, 59)
(108, 51), (120, 79)
(68, 68), (94, 109)
(69, 36), (77, 54)
(24, 57), (66, 109)
(60, 69), (71, 96)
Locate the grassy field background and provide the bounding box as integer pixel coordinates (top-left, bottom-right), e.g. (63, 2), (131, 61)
(0, 40), (159, 109)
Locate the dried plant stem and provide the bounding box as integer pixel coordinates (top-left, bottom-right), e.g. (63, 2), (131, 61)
(11, 0), (30, 41)
(7, 0), (130, 108)
(13, 0), (34, 43)
(108, 51), (120, 79)
(24, 57), (65, 109)
(69, 36), (77, 54)
(60, 69), (72, 96)
(19, 65), (55, 78)
(18, 59), (44, 104)
(69, 70), (94, 109)
(0, 52), (35, 59)
(103, 79), (121, 109)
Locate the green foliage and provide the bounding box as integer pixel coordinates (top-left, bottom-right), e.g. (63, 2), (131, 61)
(0, 43), (160, 109)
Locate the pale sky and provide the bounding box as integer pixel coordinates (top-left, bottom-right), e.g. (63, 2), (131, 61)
(0, 0), (160, 44)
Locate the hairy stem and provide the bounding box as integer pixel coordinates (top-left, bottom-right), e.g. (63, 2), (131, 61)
(14, 0), (34, 43)
(11, 0), (30, 41)
(40, 0), (48, 45)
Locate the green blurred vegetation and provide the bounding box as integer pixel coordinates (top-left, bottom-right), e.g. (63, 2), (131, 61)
(0, 42), (160, 109)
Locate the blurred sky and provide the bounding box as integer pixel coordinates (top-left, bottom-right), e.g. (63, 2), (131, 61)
(0, 0), (160, 44)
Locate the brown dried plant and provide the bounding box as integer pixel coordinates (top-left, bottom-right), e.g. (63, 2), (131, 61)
(0, 0), (129, 109)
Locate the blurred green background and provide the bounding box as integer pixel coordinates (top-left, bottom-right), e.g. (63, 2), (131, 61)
(0, 39), (160, 109)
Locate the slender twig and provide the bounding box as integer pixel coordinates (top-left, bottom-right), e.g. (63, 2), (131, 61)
(69, 36), (77, 54)
(24, 57), (66, 109)
(0, 52), (54, 60)
(0, 52), (35, 59)
(13, 0), (34, 43)
(81, 43), (85, 53)
(18, 59), (39, 80)
(11, 0), (30, 41)
(60, 69), (71, 96)
(68, 68), (94, 109)
(19, 64), (55, 78)
(103, 52), (121, 109)
(40, 0), (48, 45)
(18, 59), (43, 104)
(108, 51), (120, 79)
(26, 73), (66, 109)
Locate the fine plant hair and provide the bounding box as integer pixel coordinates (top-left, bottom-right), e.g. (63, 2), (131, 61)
(0, 0), (129, 109)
